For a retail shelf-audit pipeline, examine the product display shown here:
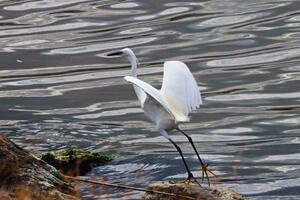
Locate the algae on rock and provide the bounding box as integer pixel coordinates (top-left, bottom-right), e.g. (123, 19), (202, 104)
(42, 148), (113, 176)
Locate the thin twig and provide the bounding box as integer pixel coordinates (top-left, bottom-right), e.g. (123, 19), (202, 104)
(64, 175), (196, 200)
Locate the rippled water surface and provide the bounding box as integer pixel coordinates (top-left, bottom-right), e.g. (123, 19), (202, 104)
(1, 0), (300, 199)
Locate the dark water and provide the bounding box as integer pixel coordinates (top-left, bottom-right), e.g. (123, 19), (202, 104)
(1, 0), (300, 199)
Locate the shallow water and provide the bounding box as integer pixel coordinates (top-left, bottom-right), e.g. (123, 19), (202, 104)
(1, 0), (300, 199)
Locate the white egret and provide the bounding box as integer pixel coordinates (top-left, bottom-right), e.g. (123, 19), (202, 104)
(107, 48), (215, 185)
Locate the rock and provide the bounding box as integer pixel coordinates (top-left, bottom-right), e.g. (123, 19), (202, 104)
(0, 134), (80, 200)
(141, 181), (246, 200)
(211, 186), (246, 200)
(41, 148), (113, 176)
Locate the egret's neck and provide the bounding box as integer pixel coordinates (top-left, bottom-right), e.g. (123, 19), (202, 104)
(126, 53), (146, 103)
(129, 55), (138, 77)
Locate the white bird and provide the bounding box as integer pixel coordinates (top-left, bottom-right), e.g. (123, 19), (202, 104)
(107, 48), (215, 185)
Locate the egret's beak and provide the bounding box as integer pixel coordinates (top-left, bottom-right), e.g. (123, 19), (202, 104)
(107, 51), (123, 57)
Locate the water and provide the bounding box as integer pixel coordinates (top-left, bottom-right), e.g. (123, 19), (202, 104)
(1, 0), (300, 199)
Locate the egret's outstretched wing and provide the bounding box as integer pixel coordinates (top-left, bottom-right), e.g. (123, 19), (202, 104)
(160, 61), (202, 122)
(124, 76), (175, 118)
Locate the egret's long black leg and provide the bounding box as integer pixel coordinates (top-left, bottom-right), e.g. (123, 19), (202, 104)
(176, 127), (216, 186)
(160, 130), (200, 186)
(170, 139), (192, 175)
(176, 127), (205, 165)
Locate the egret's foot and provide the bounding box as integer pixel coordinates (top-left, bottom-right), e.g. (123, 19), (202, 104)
(185, 173), (201, 186)
(169, 173), (201, 187)
(201, 163), (217, 186)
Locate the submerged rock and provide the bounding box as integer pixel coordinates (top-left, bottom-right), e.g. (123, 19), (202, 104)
(141, 181), (246, 200)
(42, 148), (113, 176)
(0, 134), (79, 200)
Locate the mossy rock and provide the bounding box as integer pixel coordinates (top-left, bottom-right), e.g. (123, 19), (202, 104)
(42, 148), (113, 176)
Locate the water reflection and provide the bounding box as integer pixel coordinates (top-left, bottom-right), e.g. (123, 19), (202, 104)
(4, 0), (92, 11)
(46, 37), (157, 55)
(0, 0), (300, 199)
(207, 48), (300, 67)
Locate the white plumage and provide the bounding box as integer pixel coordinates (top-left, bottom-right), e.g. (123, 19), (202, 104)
(125, 60), (202, 123)
(160, 61), (202, 122)
(124, 76), (174, 116)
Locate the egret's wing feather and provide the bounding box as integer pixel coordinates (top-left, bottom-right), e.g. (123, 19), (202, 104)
(124, 76), (175, 118)
(160, 61), (202, 122)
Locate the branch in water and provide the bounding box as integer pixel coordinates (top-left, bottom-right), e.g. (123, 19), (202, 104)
(64, 175), (197, 200)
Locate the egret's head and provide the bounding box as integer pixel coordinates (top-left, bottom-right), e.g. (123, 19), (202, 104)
(107, 48), (137, 62)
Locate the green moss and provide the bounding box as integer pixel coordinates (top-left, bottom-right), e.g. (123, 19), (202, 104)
(42, 148), (113, 176)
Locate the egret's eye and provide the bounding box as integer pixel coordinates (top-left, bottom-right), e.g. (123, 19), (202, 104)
(107, 51), (123, 56)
